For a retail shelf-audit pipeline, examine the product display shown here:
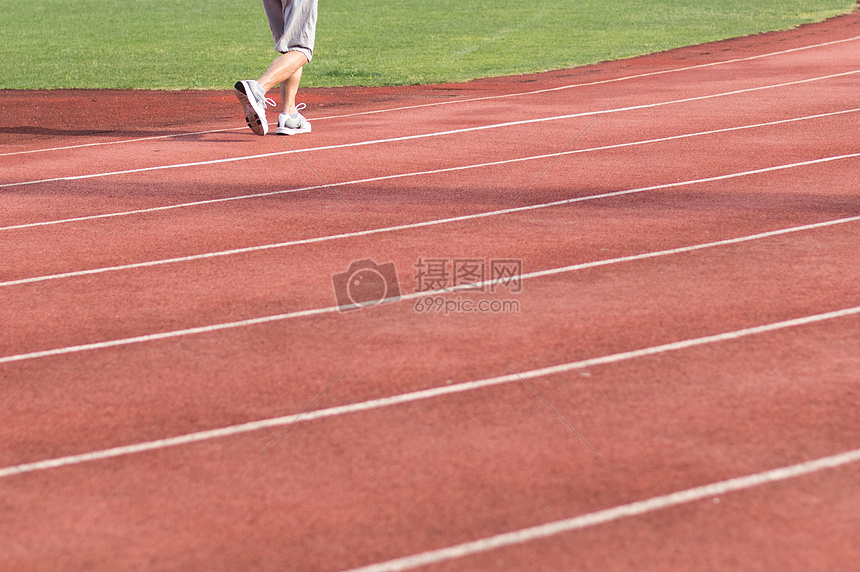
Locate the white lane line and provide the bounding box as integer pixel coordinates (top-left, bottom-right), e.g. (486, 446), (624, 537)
(0, 126), (249, 157)
(2, 106), (858, 234)
(317, 34), (860, 121)
(345, 446), (860, 572)
(2, 148), (859, 288)
(1, 304), (858, 480)
(1, 210), (858, 363)
(3, 34), (857, 157)
(2, 69), (857, 190)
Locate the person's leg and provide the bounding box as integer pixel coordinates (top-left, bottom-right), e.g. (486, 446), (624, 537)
(265, 0), (315, 107)
(235, 50), (306, 136)
(280, 65), (303, 115)
(275, 63), (311, 135)
(236, 0), (315, 135)
(257, 50), (308, 94)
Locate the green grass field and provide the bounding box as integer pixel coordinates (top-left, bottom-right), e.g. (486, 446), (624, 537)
(0, 0), (854, 89)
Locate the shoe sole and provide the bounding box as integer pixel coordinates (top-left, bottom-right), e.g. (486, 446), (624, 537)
(234, 81), (267, 136)
(276, 125), (312, 136)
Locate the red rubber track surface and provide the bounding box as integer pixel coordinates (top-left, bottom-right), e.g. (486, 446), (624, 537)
(2, 12), (860, 572)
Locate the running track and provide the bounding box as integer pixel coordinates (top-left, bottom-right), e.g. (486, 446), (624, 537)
(2, 12), (859, 571)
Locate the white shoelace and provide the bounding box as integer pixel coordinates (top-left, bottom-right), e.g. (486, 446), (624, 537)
(280, 103), (307, 119)
(249, 82), (276, 108)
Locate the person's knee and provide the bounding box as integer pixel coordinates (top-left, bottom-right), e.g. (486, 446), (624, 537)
(283, 49), (310, 66)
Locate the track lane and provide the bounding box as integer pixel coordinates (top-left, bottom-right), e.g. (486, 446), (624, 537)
(1, 314), (857, 570)
(1, 103), (858, 280)
(1, 215), (858, 469)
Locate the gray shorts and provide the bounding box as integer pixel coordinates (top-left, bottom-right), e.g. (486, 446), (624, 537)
(261, 0), (318, 61)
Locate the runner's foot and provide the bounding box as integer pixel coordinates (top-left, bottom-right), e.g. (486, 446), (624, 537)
(234, 80), (275, 136)
(276, 103), (312, 135)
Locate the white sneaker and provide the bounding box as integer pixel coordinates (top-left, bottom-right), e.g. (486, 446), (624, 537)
(276, 103), (312, 135)
(234, 80), (275, 136)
